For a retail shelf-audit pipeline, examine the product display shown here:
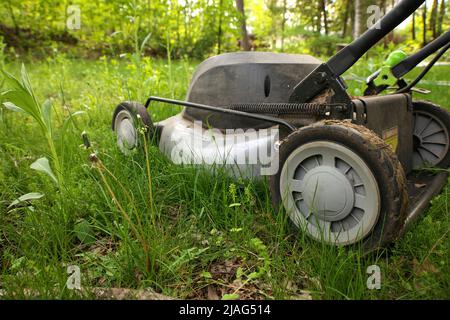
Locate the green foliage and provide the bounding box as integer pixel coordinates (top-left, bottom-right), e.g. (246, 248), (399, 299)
(285, 33), (346, 57)
(8, 192), (44, 209)
(1, 64), (85, 189)
(0, 0), (448, 299)
(0, 0), (241, 59)
(74, 219), (96, 245)
(1, 1), (447, 60)
(30, 157), (58, 185)
(0, 36), (6, 68)
(222, 293), (240, 300)
(0, 55), (448, 299)
(1, 65), (64, 186)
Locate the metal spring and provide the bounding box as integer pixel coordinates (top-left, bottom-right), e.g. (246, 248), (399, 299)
(229, 103), (334, 115)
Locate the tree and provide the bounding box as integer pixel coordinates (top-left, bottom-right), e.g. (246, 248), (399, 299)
(422, 1), (427, 46)
(267, 0), (280, 49)
(281, 0), (287, 51)
(319, 0), (329, 35)
(437, 0), (446, 36)
(354, 0), (363, 38)
(0, 0), (439, 59)
(217, 0), (223, 54)
(353, 0), (384, 39)
(429, 0), (439, 39)
(235, 0), (251, 51)
(342, 0), (351, 38)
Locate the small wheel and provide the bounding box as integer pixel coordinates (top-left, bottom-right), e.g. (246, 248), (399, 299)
(269, 120), (408, 252)
(112, 101), (153, 153)
(412, 101), (450, 169)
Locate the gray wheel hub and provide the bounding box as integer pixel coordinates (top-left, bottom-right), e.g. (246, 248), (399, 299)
(302, 166), (355, 222)
(280, 141), (381, 245)
(115, 110), (138, 152)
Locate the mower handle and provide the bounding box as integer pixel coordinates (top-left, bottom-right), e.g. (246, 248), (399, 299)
(327, 0), (425, 76)
(396, 41), (450, 93)
(392, 30), (450, 78)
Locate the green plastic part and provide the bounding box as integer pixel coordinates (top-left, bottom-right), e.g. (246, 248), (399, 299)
(373, 50), (408, 87)
(385, 50), (408, 68)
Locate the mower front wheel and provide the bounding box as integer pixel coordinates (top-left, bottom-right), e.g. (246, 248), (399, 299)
(270, 121), (409, 252)
(112, 101), (154, 153)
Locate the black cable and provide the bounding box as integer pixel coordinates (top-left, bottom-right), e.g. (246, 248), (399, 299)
(396, 42), (450, 94)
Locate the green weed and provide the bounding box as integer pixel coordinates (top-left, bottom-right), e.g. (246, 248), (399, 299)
(0, 56), (448, 300)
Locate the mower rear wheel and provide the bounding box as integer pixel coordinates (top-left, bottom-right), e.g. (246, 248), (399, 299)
(112, 101), (153, 153)
(269, 121), (408, 252)
(412, 101), (450, 169)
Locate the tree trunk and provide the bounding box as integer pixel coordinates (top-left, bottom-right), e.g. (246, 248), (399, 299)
(269, 0), (277, 49)
(217, 0), (223, 54)
(422, 2), (427, 46)
(321, 0), (329, 35)
(354, 0), (363, 39)
(429, 0), (438, 39)
(437, 0), (446, 36)
(281, 0), (287, 51)
(342, 0), (350, 38)
(235, 0), (251, 51)
(316, 2), (321, 33)
(350, 0), (355, 39)
(412, 12), (416, 40)
(176, 4), (180, 47)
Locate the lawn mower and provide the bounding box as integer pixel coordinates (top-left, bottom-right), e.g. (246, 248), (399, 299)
(112, 0), (450, 252)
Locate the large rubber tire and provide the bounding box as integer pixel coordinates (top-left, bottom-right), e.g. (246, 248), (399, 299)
(412, 100), (450, 169)
(112, 101), (154, 153)
(269, 120), (409, 252)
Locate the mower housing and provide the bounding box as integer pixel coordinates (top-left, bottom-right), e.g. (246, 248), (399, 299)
(183, 52), (321, 130)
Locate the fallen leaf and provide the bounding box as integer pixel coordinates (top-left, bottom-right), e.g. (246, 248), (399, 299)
(413, 258), (439, 275)
(207, 285), (219, 300)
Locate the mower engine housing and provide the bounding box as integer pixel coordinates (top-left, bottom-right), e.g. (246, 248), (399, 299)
(183, 52), (321, 129)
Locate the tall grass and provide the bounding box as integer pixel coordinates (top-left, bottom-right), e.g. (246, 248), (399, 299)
(0, 55), (448, 299)
(1, 65), (84, 188)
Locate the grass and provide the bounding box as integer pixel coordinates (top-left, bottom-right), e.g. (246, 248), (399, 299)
(0, 53), (448, 300)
